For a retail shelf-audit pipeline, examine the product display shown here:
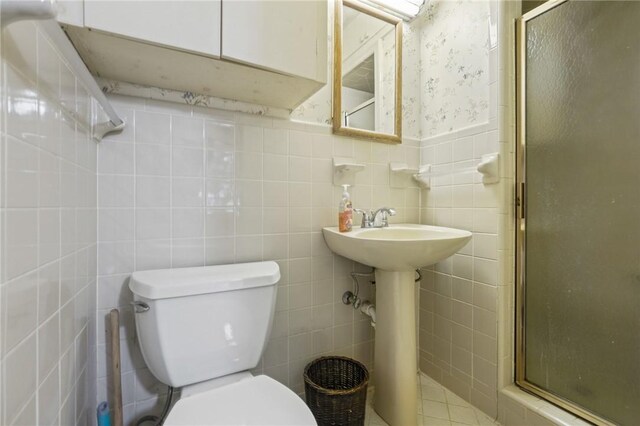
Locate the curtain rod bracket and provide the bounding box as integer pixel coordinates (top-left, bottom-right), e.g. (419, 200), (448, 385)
(93, 120), (125, 142)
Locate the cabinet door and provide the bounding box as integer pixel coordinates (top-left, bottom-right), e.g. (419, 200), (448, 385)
(221, 0), (327, 82)
(84, 1), (221, 57)
(57, 0), (84, 26)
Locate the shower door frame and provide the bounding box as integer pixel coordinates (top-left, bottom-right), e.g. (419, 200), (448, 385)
(515, 1), (615, 425)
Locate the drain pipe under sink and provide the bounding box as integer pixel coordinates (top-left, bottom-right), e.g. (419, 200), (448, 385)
(342, 268), (422, 329)
(360, 301), (376, 328)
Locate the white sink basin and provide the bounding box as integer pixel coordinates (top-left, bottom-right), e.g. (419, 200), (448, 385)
(322, 224), (472, 271)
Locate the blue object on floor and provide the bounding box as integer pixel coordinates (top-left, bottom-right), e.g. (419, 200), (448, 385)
(97, 401), (111, 426)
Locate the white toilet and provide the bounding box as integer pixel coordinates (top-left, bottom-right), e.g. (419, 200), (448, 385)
(129, 261), (317, 425)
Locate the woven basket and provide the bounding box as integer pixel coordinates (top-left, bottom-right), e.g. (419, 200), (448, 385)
(303, 356), (370, 426)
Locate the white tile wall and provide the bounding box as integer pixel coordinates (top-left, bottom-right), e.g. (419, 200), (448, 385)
(1, 21), (101, 426)
(416, 0), (507, 420)
(418, 122), (503, 418)
(96, 93), (422, 424)
(499, 386), (591, 426)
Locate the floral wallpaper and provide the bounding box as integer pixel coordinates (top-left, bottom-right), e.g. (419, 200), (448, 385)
(99, 79), (292, 119)
(417, 0), (491, 138)
(402, 19), (422, 139)
(380, 27), (398, 135)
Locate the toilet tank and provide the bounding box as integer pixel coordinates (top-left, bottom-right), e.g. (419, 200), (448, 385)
(129, 262), (280, 388)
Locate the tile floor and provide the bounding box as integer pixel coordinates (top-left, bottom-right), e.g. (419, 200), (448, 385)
(365, 374), (500, 426)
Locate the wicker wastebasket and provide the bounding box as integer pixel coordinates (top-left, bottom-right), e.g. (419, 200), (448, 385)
(303, 356), (369, 426)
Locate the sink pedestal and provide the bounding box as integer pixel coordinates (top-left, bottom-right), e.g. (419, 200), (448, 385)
(373, 270), (418, 426)
(321, 224), (472, 425)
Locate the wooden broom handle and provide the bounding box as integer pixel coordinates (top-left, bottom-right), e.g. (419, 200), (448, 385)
(110, 309), (124, 426)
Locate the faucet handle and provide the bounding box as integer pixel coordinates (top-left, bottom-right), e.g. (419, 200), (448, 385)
(380, 208), (396, 226)
(353, 208), (372, 228)
(373, 207), (396, 227)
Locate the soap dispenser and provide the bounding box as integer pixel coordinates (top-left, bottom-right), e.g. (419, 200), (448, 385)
(339, 185), (353, 232)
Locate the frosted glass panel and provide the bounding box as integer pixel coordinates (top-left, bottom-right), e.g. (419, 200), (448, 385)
(524, 1), (640, 424)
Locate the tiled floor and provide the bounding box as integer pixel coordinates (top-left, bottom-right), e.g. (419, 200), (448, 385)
(365, 374), (500, 426)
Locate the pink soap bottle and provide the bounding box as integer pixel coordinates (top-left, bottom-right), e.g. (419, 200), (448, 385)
(338, 185), (352, 232)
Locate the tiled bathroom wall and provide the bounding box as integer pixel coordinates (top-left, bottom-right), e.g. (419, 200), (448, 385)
(418, 122), (503, 418)
(95, 93), (422, 423)
(0, 22), (102, 426)
(0, 3), (581, 426)
(416, 0), (509, 419)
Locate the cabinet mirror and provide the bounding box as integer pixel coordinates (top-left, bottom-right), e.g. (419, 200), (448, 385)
(333, 0), (402, 143)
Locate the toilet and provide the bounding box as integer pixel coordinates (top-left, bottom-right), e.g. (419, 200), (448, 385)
(129, 261), (317, 425)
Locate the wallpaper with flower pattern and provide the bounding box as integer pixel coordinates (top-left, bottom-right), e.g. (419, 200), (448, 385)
(417, 0), (491, 138)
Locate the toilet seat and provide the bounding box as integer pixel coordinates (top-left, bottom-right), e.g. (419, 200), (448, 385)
(165, 375), (317, 425)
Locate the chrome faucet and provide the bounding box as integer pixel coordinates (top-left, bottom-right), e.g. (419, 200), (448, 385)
(353, 207), (397, 228)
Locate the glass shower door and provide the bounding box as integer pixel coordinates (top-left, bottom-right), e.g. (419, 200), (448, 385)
(516, 1), (640, 424)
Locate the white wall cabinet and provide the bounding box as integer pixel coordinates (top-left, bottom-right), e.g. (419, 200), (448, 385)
(222, 0), (326, 82)
(83, 1), (221, 57)
(60, 0), (327, 110)
(56, 0), (84, 27)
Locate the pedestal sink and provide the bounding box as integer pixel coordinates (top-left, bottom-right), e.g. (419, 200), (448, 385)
(322, 224), (472, 426)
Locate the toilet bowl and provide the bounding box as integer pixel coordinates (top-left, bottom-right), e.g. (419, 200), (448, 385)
(165, 372), (315, 425)
(129, 261), (316, 425)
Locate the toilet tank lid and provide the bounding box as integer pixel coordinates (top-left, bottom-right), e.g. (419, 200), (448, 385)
(129, 262), (280, 300)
